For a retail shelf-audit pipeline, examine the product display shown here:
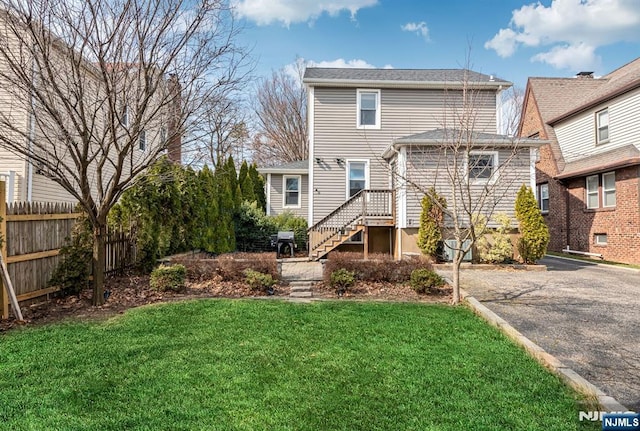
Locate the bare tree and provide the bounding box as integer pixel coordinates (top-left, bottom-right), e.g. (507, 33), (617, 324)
(186, 94), (251, 167)
(0, 0), (248, 305)
(253, 60), (307, 165)
(393, 71), (540, 304)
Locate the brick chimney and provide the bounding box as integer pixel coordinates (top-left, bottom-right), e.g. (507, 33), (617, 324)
(166, 74), (182, 164)
(576, 71), (594, 79)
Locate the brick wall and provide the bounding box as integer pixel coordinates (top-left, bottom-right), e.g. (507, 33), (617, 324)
(565, 166), (640, 264)
(519, 92), (567, 252)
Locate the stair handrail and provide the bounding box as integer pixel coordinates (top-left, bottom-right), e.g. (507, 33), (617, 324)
(307, 189), (365, 234)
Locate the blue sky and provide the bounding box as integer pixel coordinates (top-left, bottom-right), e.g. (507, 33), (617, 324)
(232, 0), (640, 89)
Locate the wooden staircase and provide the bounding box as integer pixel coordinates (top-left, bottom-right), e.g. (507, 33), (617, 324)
(308, 189), (394, 260)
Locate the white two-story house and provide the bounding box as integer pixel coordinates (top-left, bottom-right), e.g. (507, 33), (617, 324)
(297, 67), (543, 260)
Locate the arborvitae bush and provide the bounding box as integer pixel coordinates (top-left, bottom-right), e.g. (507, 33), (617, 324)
(150, 264), (187, 292)
(417, 188), (447, 258)
(515, 185), (550, 264)
(477, 213), (514, 263)
(409, 268), (445, 294)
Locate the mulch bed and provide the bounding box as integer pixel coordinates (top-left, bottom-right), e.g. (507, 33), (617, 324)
(0, 271), (452, 333)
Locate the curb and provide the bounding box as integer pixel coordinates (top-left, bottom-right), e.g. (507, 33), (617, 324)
(460, 288), (628, 412)
(433, 263), (547, 272)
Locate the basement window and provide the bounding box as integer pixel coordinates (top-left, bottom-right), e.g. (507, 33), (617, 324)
(594, 233), (607, 245)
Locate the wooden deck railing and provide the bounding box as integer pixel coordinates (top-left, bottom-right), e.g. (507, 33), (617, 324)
(308, 189), (394, 257)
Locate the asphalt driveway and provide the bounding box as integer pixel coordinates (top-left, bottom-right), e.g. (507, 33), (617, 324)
(443, 256), (640, 411)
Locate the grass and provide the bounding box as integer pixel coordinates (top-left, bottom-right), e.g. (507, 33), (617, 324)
(547, 251), (640, 270)
(0, 300), (598, 431)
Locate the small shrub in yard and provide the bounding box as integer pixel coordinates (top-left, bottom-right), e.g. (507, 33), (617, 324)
(410, 268), (445, 294)
(150, 264), (187, 292)
(244, 269), (276, 292)
(324, 252), (432, 284)
(330, 268), (355, 295)
(216, 253), (277, 281)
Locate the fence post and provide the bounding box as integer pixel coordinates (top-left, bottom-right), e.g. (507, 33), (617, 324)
(0, 180), (8, 318)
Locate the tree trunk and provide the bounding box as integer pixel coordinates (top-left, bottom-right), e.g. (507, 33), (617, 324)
(92, 224), (106, 306)
(451, 248), (462, 305)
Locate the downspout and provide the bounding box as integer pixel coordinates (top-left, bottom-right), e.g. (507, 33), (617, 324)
(564, 181), (570, 249)
(265, 173), (271, 215)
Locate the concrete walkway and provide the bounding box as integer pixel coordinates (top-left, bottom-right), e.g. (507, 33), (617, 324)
(439, 255), (640, 411)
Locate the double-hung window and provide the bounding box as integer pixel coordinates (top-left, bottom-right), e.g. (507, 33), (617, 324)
(283, 175), (301, 208)
(586, 172), (615, 209)
(139, 130), (146, 151)
(357, 89), (380, 129)
(596, 108), (609, 144)
(468, 151), (498, 183)
(537, 183), (549, 213)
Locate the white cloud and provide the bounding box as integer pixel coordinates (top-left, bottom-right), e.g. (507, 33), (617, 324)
(307, 58), (377, 68)
(531, 43), (601, 71)
(485, 0), (640, 70)
(231, 0), (378, 26)
(401, 21), (429, 41)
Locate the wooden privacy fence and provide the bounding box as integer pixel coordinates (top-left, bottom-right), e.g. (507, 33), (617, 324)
(0, 181), (137, 318)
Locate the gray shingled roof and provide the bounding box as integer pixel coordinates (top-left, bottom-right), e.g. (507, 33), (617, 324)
(303, 68), (510, 86)
(395, 129), (516, 143)
(524, 57), (640, 175)
(257, 160), (308, 173)
(557, 145), (640, 179)
(524, 77), (606, 171)
(383, 128), (545, 158)
(548, 57), (640, 124)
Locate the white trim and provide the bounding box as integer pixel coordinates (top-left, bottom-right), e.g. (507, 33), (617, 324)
(345, 159), (370, 200)
(265, 173), (271, 215)
(530, 147), (537, 192)
(308, 86), (315, 226)
(283, 175), (302, 209)
(356, 89), (381, 130)
(496, 89), (502, 134)
(398, 147), (407, 229)
(466, 150), (500, 185)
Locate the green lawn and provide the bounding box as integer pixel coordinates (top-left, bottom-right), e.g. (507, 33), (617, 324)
(0, 300), (597, 430)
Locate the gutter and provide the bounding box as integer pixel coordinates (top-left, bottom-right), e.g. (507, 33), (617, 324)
(555, 157), (640, 180)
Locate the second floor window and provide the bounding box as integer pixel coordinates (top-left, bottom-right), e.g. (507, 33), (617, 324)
(586, 171), (615, 209)
(357, 89), (380, 129)
(537, 183), (549, 213)
(139, 130), (146, 151)
(596, 108), (609, 144)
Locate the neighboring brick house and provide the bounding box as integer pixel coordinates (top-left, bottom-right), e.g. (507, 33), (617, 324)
(301, 67), (543, 260)
(520, 58), (640, 264)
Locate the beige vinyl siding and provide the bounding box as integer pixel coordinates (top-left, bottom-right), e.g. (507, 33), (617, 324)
(269, 174), (309, 219)
(31, 173), (76, 202)
(0, 150), (26, 201)
(555, 87), (640, 162)
(404, 147), (531, 227)
(311, 86), (497, 224)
